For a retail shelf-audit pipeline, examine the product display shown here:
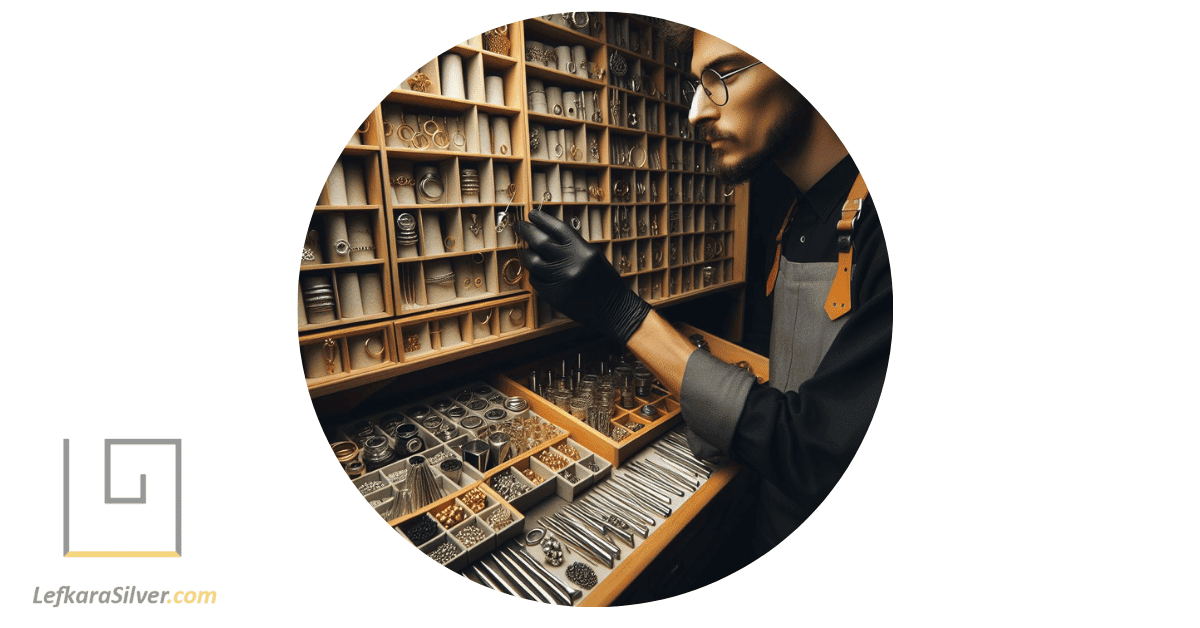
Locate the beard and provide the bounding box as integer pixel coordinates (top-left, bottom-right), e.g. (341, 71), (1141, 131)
(701, 92), (811, 185)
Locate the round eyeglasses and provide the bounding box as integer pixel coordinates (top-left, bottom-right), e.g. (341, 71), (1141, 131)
(689, 61), (763, 107)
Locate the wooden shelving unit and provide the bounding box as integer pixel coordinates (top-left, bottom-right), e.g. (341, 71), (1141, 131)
(299, 13), (750, 396)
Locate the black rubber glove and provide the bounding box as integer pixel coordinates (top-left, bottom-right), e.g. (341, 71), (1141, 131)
(516, 209), (652, 344)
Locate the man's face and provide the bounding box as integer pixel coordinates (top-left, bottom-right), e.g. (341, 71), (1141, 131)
(688, 31), (808, 184)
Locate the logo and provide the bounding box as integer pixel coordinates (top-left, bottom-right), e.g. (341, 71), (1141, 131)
(62, 439), (182, 557)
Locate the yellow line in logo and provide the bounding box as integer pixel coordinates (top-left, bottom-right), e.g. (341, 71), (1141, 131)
(65, 551), (181, 558)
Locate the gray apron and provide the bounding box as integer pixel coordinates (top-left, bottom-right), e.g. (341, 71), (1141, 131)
(757, 258), (850, 548)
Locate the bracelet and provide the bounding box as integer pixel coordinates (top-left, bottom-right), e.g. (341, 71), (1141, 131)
(631, 145), (647, 168)
(427, 271), (456, 284)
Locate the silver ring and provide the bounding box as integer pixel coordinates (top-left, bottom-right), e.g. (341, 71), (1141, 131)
(417, 173), (444, 202)
(334, 239), (350, 255)
(523, 528), (546, 545)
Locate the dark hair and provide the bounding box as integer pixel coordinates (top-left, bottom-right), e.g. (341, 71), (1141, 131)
(660, 21), (694, 58)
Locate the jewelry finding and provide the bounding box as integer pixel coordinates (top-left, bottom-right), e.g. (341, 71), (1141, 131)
(322, 338), (337, 374)
(407, 72), (431, 92)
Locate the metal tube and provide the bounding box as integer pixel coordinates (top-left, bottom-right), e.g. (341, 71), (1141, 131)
(582, 494), (652, 535)
(493, 551), (563, 605)
(571, 502), (636, 547)
(624, 465), (685, 497)
(630, 460), (691, 494)
(507, 546), (582, 602)
(540, 517), (612, 568)
(469, 564), (506, 595)
(479, 558), (534, 601)
(642, 459), (700, 490)
(614, 475), (671, 506)
(496, 547), (572, 606)
(595, 484), (659, 522)
(588, 488), (656, 527)
(606, 480), (671, 518)
(553, 513), (621, 559)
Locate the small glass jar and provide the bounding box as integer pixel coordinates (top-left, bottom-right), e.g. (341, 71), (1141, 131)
(361, 435), (397, 472)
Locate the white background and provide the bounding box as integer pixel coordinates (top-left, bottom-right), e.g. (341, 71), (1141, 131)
(68, 442), (178, 552)
(2, 0), (1197, 625)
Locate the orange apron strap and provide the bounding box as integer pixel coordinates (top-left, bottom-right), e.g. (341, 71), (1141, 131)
(824, 173), (868, 320)
(765, 199), (798, 296)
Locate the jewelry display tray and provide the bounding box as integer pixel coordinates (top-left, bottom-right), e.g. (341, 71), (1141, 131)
(335, 324), (768, 605)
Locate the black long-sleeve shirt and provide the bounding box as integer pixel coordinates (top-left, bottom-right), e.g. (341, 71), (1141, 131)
(680, 155), (893, 549)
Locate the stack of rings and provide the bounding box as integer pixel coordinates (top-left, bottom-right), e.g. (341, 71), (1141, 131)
(395, 213), (419, 247)
(415, 166), (444, 202)
(613, 180), (631, 202)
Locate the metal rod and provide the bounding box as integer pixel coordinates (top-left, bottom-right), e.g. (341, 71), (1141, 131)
(496, 548), (572, 606)
(492, 551), (559, 605)
(507, 545), (582, 602)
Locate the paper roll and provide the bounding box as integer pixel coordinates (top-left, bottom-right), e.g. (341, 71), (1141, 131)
(297, 283), (307, 327)
(528, 79), (547, 114)
(466, 113), (482, 153)
(424, 259), (456, 305)
(485, 75), (505, 106)
(421, 211), (445, 255)
(343, 160), (367, 205)
(325, 159), (348, 206)
(324, 213), (351, 263)
(563, 91), (578, 119)
(440, 318), (463, 349)
(477, 113), (491, 154)
(561, 170), (575, 203)
(337, 272), (365, 319)
(359, 272), (385, 315)
(555, 46), (572, 73)
(589, 206), (605, 240)
(547, 167), (561, 202)
(439, 53), (466, 100)
(546, 86), (563, 117)
(466, 61), (485, 103)
(303, 341), (341, 379)
(349, 333), (387, 370)
(531, 124), (548, 160)
(384, 108), (404, 148)
(572, 45), (588, 78)
(346, 213), (375, 261)
(391, 163), (416, 205)
(493, 117), (511, 156)
(531, 172), (548, 203)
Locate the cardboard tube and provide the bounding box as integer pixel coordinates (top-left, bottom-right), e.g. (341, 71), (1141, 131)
(337, 272), (364, 319)
(439, 53), (466, 100)
(325, 159), (348, 206)
(343, 159), (367, 205)
(324, 213), (351, 263)
(424, 259), (456, 305)
(561, 170), (575, 203)
(421, 210), (445, 255)
(384, 108), (404, 148)
(391, 162), (416, 205)
(485, 75), (505, 106)
(547, 86), (563, 117)
(440, 316), (463, 349)
(359, 272), (385, 315)
(466, 61), (485, 102)
(346, 213), (375, 261)
(477, 113), (491, 154)
(528, 79), (547, 114)
(349, 333), (386, 370)
(493, 117), (511, 157)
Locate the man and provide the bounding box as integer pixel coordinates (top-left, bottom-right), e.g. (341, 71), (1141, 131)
(515, 25), (892, 570)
